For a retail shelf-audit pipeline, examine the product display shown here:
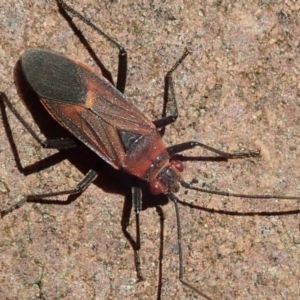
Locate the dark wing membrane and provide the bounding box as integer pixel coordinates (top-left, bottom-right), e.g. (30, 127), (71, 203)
(21, 49), (87, 104)
(38, 57), (156, 170)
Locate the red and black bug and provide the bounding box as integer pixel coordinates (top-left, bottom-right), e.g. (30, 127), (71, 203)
(1, 1), (300, 299)
(20, 47), (187, 196)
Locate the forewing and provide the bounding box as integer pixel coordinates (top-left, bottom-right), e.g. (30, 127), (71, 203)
(31, 51), (156, 169)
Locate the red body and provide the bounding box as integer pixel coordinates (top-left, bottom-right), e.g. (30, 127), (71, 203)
(21, 49), (184, 194)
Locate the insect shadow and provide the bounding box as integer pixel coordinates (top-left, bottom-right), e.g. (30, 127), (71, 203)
(1, 1), (300, 300)
(0, 56), (170, 296)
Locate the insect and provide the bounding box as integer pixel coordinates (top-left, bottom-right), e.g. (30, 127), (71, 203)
(1, 1), (299, 299)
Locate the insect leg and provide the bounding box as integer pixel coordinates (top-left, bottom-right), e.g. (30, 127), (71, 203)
(131, 186), (144, 281)
(153, 49), (191, 129)
(56, 0), (127, 93)
(1, 169), (98, 217)
(0, 92), (76, 149)
(167, 141), (260, 159)
(153, 49), (259, 159)
(168, 193), (213, 300)
(121, 185), (144, 281)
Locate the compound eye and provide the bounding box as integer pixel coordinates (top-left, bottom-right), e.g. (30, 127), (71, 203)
(149, 181), (163, 195)
(170, 160), (184, 172)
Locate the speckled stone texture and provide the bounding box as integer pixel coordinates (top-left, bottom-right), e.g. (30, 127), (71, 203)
(0, 1), (300, 299)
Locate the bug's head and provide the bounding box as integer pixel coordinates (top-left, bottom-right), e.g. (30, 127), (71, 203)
(149, 160), (184, 195)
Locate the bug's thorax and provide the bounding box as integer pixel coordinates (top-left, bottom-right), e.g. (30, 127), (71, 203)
(119, 129), (184, 194)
